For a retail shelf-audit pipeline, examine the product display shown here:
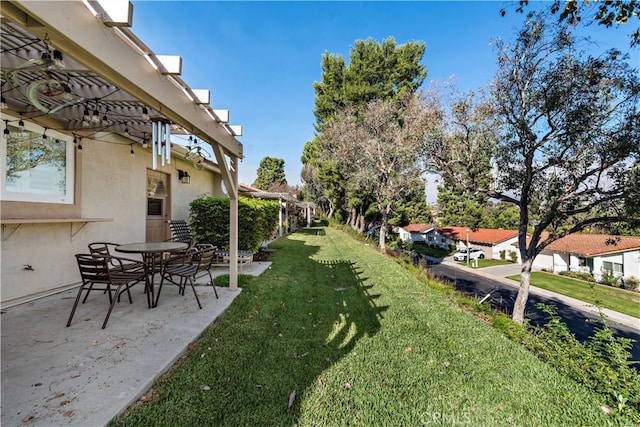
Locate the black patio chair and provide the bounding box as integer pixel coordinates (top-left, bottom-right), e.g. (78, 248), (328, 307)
(88, 242), (145, 273)
(167, 219), (216, 257)
(155, 247), (219, 308)
(67, 253), (146, 329)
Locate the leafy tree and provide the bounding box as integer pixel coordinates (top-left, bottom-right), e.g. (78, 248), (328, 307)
(436, 185), (486, 229)
(390, 176), (433, 227)
(481, 202), (521, 230)
(423, 13), (639, 323)
(502, 0), (640, 46)
(424, 89), (497, 229)
(303, 37), (427, 226)
(253, 156), (286, 191)
(320, 96), (436, 249)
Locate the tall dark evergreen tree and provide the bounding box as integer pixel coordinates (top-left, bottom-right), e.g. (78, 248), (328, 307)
(253, 157), (287, 191)
(303, 37), (428, 228)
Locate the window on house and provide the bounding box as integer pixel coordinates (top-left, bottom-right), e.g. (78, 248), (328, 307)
(602, 261), (623, 276)
(578, 257), (587, 267)
(1, 119), (74, 204)
(146, 174), (167, 217)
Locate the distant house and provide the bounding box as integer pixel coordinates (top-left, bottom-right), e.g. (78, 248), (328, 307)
(532, 234), (640, 281)
(440, 227), (520, 260)
(397, 224), (452, 249)
(397, 224), (434, 244)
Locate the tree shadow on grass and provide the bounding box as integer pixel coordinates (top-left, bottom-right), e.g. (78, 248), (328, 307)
(296, 227), (327, 236)
(113, 232), (388, 426)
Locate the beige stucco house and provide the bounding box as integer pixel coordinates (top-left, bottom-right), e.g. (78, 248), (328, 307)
(1, 1), (245, 307)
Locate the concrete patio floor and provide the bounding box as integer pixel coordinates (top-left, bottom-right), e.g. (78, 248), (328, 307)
(1, 262), (271, 427)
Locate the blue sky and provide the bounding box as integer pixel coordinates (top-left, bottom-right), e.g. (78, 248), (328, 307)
(130, 1), (635, 197)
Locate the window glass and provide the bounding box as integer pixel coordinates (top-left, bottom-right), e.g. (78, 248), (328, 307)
(603, 261), (623, 275)
(1, 118), (74, 204)
(147, 198), (163, 216)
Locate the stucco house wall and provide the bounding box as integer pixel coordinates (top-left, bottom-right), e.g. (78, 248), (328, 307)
(533, 245), (640, 282)
(533, 252), (554, 270)
(623, 251), (640, 280)
(492, 239), (519, 261)
(428, 231), (452, 249)
(1, 133), (223, 307)
(397, 228), (412, 243)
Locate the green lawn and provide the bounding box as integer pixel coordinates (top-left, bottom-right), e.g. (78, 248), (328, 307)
(112, 227), (632, 426)
(459, 258), (514, 268)
(507, 272), (640, 318)
(413, 246), (450, 258)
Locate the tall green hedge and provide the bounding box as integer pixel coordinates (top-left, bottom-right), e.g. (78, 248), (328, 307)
(189, 196), (280, 253)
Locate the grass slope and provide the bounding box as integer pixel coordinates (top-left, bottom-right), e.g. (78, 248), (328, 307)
(112, 227), (632, 426)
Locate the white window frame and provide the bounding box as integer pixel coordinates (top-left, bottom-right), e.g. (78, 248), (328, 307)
(0, 114), (75, 204)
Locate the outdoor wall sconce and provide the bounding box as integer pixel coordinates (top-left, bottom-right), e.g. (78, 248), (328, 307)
(178, 169), (190, 184)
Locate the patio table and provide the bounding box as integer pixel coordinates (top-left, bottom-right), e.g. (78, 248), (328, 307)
(115, 241), (188, 308)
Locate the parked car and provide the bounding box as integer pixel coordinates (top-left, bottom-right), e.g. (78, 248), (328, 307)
(453, 248), (485, 261)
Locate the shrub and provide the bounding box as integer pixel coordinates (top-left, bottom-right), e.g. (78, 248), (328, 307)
(508, 250), (518, 263)
(622, 276), (640, 291)
(499, 250), (506, 260)
(524, 304), (640, 419)
(600, 270), (619, 287)
(189, 196), (279, 253)
(559, 270), (596, 282)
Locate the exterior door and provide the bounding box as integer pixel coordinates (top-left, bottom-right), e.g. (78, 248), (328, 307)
(146, 170), (170, 242)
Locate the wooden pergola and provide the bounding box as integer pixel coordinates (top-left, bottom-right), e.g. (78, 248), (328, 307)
(1, 0), (244, 289)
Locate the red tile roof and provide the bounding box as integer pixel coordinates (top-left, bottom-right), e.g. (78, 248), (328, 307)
(544, 233), (640, 256)
(439, 226), (519, 245)
(403, 224), (434, 233)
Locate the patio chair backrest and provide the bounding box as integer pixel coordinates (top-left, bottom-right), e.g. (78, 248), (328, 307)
(88, 242), (144, 272)
(76, 253), (110, 284)
(168, 220), (194, 245)
(196, 247), (217, 272)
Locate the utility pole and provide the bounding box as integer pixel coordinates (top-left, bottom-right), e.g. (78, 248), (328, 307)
(466, 228), (470, 268)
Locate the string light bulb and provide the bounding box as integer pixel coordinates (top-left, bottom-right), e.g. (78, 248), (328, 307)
(52, 49), (65, 69)
(0, 94), (7, 110)
(91, 106), (100, 123)
(141, 106), (149, 120)
(130, 144), (135, 157)
(42, 128), (48, 139)
(18, 113), (24, 129)
(3, 120), (9, 139)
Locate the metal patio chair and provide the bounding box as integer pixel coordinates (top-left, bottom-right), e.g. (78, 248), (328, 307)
(88, 242), (145, 273)
(155, 247), (219, 308)
(67, 253), (146, 329)
(167, 219), (216, 258)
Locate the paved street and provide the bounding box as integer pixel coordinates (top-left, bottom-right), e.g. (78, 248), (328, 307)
(429, 260), (640, 363)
